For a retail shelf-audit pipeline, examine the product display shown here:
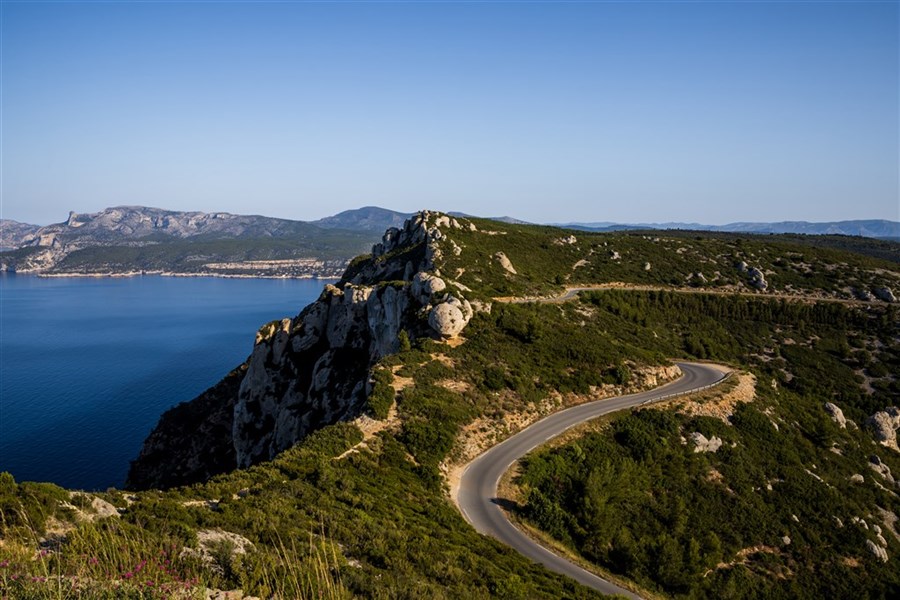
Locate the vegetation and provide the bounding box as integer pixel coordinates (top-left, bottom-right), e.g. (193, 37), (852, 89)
(441, 218), (900, 300)
(517, 292), (900, 598)
(2, 216), (898, 598)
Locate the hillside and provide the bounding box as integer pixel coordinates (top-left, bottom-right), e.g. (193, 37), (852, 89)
(312, 206), (411, 232)
(0, 219), (41, 249)
(1, 212), (898, 599)
(0, 206), (406, 278)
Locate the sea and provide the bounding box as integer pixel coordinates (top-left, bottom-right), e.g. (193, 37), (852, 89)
(0, 273), (329, 491)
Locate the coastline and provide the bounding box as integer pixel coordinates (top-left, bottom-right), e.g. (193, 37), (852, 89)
(5, 270), (343, 280)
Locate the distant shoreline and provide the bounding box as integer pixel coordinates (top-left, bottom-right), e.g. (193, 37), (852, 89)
(4, 270), (342, 281)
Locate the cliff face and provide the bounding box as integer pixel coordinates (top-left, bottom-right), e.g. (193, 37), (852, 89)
(127, 211), (478, 489)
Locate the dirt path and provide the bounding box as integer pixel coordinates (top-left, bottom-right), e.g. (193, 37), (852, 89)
(495, 282), (874, 306)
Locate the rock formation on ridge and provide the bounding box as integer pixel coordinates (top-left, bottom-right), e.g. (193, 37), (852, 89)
(128, 211), (479, 488)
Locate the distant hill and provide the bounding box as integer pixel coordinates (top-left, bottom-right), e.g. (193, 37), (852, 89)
(0, 206), (379, 277)
(312, 206), (411, 232)
(556, 218), (900, 239)
(0, 219), (41, 249)
(448, 211), (532, 225)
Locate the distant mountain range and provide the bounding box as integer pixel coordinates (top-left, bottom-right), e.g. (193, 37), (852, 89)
(553, 219), (900, 239)
(0, 206), (389, 277)
(2, 206), (897, 277)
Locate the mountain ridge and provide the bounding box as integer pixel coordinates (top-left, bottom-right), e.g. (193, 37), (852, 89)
(554, 218), (900, 238)
(0, 206), (405, 277)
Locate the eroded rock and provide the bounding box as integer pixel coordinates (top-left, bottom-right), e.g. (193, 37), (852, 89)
(429, 296), (473, 338)
(131, 212), (480, 485)
(825, 402), (847, 429)
(494, 251), (517, 274)
(866, 408), (900, 452)
(690, 432), (723, 453)
(866, 539), (889, 562)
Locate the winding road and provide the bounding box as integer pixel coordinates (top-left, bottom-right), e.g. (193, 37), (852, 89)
(456, 362), (729, 598)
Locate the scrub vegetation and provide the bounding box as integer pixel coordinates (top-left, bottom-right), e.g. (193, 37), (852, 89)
(1, 217), (898, 598)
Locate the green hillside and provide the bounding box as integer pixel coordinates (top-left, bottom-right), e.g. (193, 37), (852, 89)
(1, 213), (898, 599)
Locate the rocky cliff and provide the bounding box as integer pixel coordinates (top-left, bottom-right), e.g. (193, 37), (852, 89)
(128, 211), (480, 488)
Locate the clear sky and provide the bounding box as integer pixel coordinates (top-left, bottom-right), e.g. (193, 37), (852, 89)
(2, 1), (897, 226)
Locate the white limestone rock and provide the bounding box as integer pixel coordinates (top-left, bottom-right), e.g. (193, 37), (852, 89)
(494, 251), (517, 274)
(412, 272), (446, 304)
(554, 235), (577, 245)
(428, 295), (473, 338)
(747, 266), (768, 290)
(868, 455), (897, 486)
(866, 408), (900, 452)
(824, 402), (847, 429)
(866, 539), (889, 562)
(690, 432), (723, 453)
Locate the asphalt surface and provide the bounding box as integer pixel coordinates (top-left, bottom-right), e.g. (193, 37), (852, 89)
(456, 362), (729, 599)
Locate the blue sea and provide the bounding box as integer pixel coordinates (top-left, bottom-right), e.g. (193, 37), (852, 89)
(0, 274), (329, 491)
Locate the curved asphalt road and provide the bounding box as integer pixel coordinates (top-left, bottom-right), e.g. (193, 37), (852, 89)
(457, 362), (729, 599)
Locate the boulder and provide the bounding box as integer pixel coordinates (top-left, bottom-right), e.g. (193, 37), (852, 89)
(866, 408), (900, 452)
(824, 402), (847, 428)
(554, 235), (577, 245)
(854, 288), (875, 302)
(412, 272), (446, 304)
(494, 251), (517, 274)
(873, 287), (897, 303)
(429, 296), (472, 338)
(689, 432), (723, 453)
(868, 455), (897, 486)
(747, 266), (768, 290)
(866, 539), (889, 562)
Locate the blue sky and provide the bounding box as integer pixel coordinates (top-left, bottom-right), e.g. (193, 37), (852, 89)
(2, 1), (897, 225)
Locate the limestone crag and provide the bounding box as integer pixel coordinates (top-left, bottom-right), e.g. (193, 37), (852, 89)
(866, 407), (900, 452)
(129, 211), (478, 487)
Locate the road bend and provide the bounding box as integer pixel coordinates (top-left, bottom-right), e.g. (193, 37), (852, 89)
(456, 362), (729, 598)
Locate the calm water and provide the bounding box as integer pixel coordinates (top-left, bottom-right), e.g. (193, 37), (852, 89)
(0, 274), (329, 490)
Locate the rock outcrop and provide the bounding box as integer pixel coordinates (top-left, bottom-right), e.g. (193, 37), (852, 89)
(866, 407), (900, 452)
(873, 287), (897, 303)
(129, 211), (477, 488)
(494, 251), (517, 274)
(689, 432), (723, 453)
(868, 455), (897, 488)
(747, 266), (768, 290)
(824, 402), (847, 428)
(866, 539), (889, 562)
